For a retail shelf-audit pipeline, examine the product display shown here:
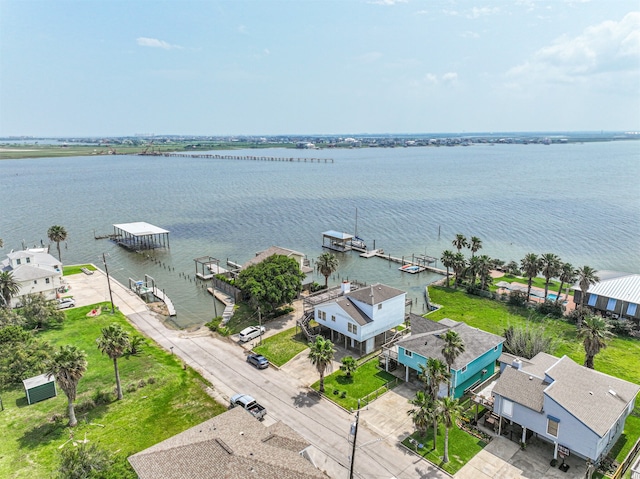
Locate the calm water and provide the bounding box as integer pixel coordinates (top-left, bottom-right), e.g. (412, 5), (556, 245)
(1, 141), (639, 328)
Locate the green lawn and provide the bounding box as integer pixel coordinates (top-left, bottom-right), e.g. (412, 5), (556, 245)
(402, 424), (488, 475)
(311, 358), (397, 411)
(62, 264), (97, 276)
(252, 327), (309, 367)
(492, 274), (573, 295)
(0, 302), (226, 479)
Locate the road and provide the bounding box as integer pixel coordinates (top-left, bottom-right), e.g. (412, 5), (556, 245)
(67, 270), (447, 479)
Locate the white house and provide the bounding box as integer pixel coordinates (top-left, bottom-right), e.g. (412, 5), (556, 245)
(1, 249), (63, 307)
(313, 282), (406, 355)
(492, 352), (639, 463)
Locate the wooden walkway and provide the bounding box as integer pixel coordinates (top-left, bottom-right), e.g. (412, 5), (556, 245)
(160, 153), (333, 163)
(366, 251), (447, 275)
(152, 287), (176, 316)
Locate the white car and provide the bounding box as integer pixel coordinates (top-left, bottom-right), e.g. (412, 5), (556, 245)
(238, 326), (266, 343)
(56, 298), (76, 309)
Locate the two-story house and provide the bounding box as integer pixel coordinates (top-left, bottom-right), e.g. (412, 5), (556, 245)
(492, 352), (639, 463)
(1, 249), (63, 307)
(394, 317), (504, 398)
(313, 283), (406, 355)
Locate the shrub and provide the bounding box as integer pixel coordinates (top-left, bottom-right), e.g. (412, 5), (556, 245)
(92, 389), (114, 406)
(126, 383), (138, 393)
(503, 324), (554, 359)
(310, 282), (326, 293)
(536, 300), (564, 318)
(217, 326), (231, 337)
(138, 379), (147, 389)
(508, 290), (527, 307)
(76, 399), (96, 415)
(147, 376), (156, 384)
(567, 306), (590, 325)
(205, 317), (222, 332)
(609, 319), (633, 336)
(57, 442), (114, 479)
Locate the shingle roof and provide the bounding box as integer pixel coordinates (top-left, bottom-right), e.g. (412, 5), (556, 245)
(544, 356), (640, 437)
(408, 314), (443, 335)
(241, 246), (306, 269)
(335, 296), (373, 326)
(396, 320), (504, 370)
(492, 366), (547, 412)
(346, 283), (405, 306)
(128, 407), (326, 479)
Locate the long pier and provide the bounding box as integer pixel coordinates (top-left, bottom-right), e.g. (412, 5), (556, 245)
(361, 250), (447, 275)
(159, 153), (334, 163)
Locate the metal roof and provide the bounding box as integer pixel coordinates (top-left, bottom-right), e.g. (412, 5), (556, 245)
(113, 222), (169, 235)
(321, 230), (353, 240)
(574, 272), (640, 304)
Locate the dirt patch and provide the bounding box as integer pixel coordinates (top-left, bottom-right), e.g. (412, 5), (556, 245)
(148, 301), (169, 316)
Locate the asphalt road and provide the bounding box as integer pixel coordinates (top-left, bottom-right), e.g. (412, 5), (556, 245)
(67, 270), (447, 479)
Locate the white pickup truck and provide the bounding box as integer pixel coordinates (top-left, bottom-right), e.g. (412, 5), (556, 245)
(229, 393), (267, 420)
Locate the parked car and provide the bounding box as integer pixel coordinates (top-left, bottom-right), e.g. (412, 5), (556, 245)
(238, 326), (265, 343)
(246, 353), (269, 369)
(56, 298), (76, 309)
(229, 393), (267, 420)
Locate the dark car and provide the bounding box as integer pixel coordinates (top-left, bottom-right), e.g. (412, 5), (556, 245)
(246, 353), (269, 369)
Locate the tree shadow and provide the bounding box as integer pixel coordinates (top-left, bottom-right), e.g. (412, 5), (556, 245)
(17, 417), (67, 449)
(291, 389), (320, 408)
(335, 375), (354, 386)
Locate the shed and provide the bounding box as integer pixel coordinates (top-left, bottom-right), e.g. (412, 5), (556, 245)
(23, 373), (57, 405)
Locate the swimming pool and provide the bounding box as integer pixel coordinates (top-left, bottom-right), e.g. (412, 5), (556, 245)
(547, 293), (558, 301)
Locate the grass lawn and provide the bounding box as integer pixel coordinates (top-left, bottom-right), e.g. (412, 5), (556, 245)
(252, 327), (309, 367)
(492, 274), (574, 295)
(402, 424), (488, 475)
(0, 302), (226, 479)
(311, 358), (397, 411)
(63, 264), (96, 276)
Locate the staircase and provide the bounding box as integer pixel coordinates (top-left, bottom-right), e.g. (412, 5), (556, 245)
(298, 310), (317, 342)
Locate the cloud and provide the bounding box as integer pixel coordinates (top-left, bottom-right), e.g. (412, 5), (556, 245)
(507, 11), (640, 84)
(369, 0), (407, 5)
(442, 72), (459, 83)
(136, 37), (182, 50)
(467, 7), (501, 19)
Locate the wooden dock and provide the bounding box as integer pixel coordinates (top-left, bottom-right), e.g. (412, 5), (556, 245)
(363, 251), (447, 275)
(161, 153), (333, 163)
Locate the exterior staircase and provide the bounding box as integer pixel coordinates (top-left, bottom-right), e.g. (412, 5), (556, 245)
(298, 310), (317, 342)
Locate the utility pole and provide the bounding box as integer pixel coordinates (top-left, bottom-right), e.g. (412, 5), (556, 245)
(258, 306), (262, 345)
(102, 253), (115, 314)
(349, 399), (361, 479)
(211, 277), (218, 317)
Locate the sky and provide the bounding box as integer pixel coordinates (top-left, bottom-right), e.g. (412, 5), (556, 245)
(1, 0), (639, 137)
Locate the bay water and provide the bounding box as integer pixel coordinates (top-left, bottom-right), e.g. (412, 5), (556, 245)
(1, 141), (638, 328)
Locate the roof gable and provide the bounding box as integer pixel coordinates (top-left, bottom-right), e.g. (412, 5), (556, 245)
(345, 283), (405, 306)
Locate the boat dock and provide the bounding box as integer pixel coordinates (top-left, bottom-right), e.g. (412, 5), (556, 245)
(128, 275), (176, 316)
(152, 287), (176, 316)
(194, 256), (228, 280)
(360, 250), (447, 275)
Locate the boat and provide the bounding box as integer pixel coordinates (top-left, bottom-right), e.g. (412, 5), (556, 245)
(348, 208), (367, 251)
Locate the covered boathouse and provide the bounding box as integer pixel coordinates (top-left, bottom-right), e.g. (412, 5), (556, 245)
(113, 222), (170, 251)
(321, 230), (354, 252)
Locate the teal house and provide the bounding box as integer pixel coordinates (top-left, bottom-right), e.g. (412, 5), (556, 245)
(394, 318), (504, 398)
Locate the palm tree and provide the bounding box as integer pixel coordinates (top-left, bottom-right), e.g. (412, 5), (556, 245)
(539, 253), (561, 299)
(407, 390), (431, 434)
(469, 236), (482, 257)
(440, 250), (455, 286)
(441, 330), (465, 397)
(340, 355), (357, 378)
(423, 357), (450, 400)
(451, 234), (468, 253)
(578, 316), (613, 369)
(520, 253), (541, 303)
(316, 252), (339, 288)
(0, 271), (21, 308)
(477, 255), (493, 291)
(576, 265), (600, 308)
(556, 262), (576, 305)
(45, 345), (87, 427)
(451, 252), (466, 288)
(308, 336), (335, 393)
(96, 324), (130, 400)
(47, 225), (68, 262)
(467, 256), (482, 288)
(438, 396), (463, 463)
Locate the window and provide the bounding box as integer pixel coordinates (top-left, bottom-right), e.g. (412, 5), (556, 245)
(347, 323), (357, 334)
(588, 294), (598, 307)
(404, 349), (413, 358)
(352, 324), (357, 334)
(16, 259), (21, 265)
(26, 257), (31, 263)
(627, 303), (638, 316)
(321, 311), (326, 320)
(461, 365), (467, 373)
(494, 345), (499, 351)
(331, 315), (335, 322)
(378, 304), (382, 310)
(502, 399), (513, 417)
(606, 298), (617, 311)
(547, 417), (559, 437)
(33, 280), (37, 284)
(45, 278), (50, 284)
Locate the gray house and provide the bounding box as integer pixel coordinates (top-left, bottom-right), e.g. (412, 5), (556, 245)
(573, 271), (640, 321)
(492, 352), (639, 464)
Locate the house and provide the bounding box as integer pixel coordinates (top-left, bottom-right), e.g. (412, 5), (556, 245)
(572, 271), (640, 321)
(128, 406), (327, 479)
(491, 352), (640, 463)
(393, 317), (504, 398)
(242, 246), (314, 288)
(0, 249), (63, 307)
(313, 282), (406, 355)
